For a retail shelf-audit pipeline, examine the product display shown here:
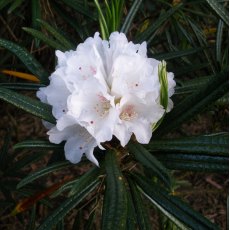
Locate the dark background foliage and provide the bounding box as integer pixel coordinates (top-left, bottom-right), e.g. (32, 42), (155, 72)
(0, 0), (228, 229)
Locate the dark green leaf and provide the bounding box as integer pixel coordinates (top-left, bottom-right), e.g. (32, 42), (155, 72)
(128, 142), (172, 188)
(14, 140), (62, 150)
(154, 70), (228, 136)
(0, 0), (12, 11)
(72, 210), (83, 230)
(31, 0), (41, 47)
(120, 0), (143, 34)
(51, 1), (85, 41)
(31, 0), (41, 29)
(6, 152), (47, 175)
(37, 19), (75, 50)
(60, 0), (96, 20)
(56, 219), (64, 230)
(135, 4), (182, 44)
(85, 210), (96, 230)
(7, 0), (23, 14)
(17, 161), (71, 189)
(156, 153), (228, 172)
(0, 83), (44, 91)
(0, 87), (55, 124)
(204, 0), (228, 25)
(69, 166), (101, 196)
(127, 177), (151, 230)
(132, 173), (220, 230)
(23, 27), (65, 51)
(51, 178), (80, 198)
(26, 205), (36, 230)
(0, 39), (49, 84)
(148, 133), (228, 156)
(102, 150), (127, 230)
(215, 93), (228, 106)
(37, 179), (99, 230)
(151, 48), (202, 61)
(126, 192), (137, 230)
(216, 20), (224, 63)
(175, 76), (211, 95)
(174, 63), (209, 77)
(94, 0), (109, 39)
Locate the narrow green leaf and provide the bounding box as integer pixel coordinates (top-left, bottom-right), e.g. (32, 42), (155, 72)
(69, 167), (101, 196)
(174, 63), (209, 77)
(60, 0), (96, 20)
(14, 140), (62, 150)
(215, 93), (228, 106)
(126, 192), (137, 230)
(0, 0), (12, 11)
(85, 210), (96, 230)
(128, 142), (171, 188)
(37, 179), (99, 230)
(56, 219), (64, 230)
(51, 1), (85, 41)
(51, 178), (79, 198)
(31, 0), (41, 29)
(148, 133), (228, 155)
(120, 0), (143, 34)
(102, 150), (127, 230)
(26, 205), (36, 230)
(7, 0), (23, 14)
(156, 153), (228, 172)
(23, 27), (65, 51)
(186, 17), (216, 74)
(154, 70), (228, 136)
(37, 19), (75, 50)
(0, 87), (55, 123)
(116, 0), (124, 30)
(204, 0), (228, 25)
(6, 152), (47, 175)
(135, 4), (182, 44)
(175, 76), (211, 95)
(0, 39), (49, 84)
(17, 161), (71, 189)
(216, 20), (224, 63)
(72, 210), (83, 230)
(0, 83), (44, 91)
(31, 0), (41, 47)
(132, 173), (220, 230)
(111, 2), (116, 32)
(127, 178), (151, 230)
(94, 0), (109, 39)
(150, 48), (202, 61)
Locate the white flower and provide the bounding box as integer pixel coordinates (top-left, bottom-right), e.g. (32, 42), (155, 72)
(37, 32), (175, 166)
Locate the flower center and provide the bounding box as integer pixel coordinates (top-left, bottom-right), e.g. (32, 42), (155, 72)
(120, 105), (138, 121)
(94, 94), (111, 117)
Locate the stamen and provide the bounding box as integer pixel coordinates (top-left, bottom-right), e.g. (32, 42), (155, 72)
(120, 105), (138, 121)
(94, 94), (111, 117)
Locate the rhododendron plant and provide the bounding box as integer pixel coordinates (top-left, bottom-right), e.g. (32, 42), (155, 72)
(0, 1), (227, 229)
(37, 32), (175, 166)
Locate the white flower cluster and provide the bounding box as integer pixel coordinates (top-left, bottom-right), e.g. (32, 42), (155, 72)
(37, 32), (175, 166)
